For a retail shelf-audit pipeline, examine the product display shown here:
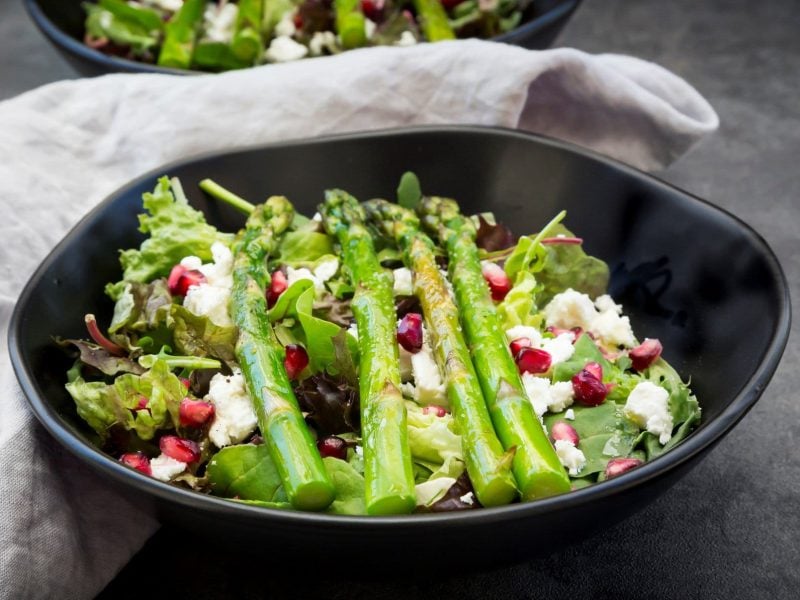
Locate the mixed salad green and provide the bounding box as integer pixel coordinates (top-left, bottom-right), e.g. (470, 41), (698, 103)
(61, 174), (701, 515)
(81, 0), (531, 71)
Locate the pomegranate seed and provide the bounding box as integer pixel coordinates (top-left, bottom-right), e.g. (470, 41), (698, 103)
(481, 262), (512, 301)
(317, 436), (348, 460)
(583, 361), (603, 381)
(571, 368), (609, 406)
(360, 0), (384, 20)
(605, 457), (644, 479)
(84, 314), (125, 356)
(292, 13), (303, 29)
(397, 313), (424, 353)
(422, 405), (448, 417)
(135, 396), (149, 410)
(266, 270), (288, 308)
(550, 421), (580, 446)
(167, 264), (206, 297)
(159, 435), (200, 463)
(180, 377), (191, 390)
(284, 344), (309, 380)
(179, 398), (215, 427)
(120, 452), (151, 475)
(515, 347), (552, 374)
(629, 338), (663, 372)
(509, 337), (533, 356)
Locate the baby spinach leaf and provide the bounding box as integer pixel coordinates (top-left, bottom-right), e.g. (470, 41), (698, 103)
(397, 172), (422, 210)
(276, 230), (335, 266)
(207, 444), (288, 502)
(324, 457), (366, 516)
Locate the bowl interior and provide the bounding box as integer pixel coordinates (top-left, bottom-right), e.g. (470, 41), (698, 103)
(9, 127), (789, 534)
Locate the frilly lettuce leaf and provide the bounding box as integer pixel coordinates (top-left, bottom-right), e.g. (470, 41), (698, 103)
(406, 402), (463, 468)
(496, 271), (542, 330)
(65, 358), (183, 440)
(57, 338), (145, 377)
(112, 177), (233, 291)
(109, 280), (172, 333)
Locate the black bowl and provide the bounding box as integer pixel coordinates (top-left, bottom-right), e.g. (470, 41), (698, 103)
(8, 126), (790, 568)
(24, 0), (583, 77)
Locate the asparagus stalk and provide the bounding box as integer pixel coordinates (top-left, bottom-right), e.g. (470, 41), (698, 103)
(334, 0), (368, 49)
(412, 0), (456, 41)
(230, 196), (335, 511)
(320, 190), (416, 515)
(418, 197), (572, 500)
(157, 0), (206, 69)
(365, 200), (518, 507)
(231, 0), (264, 63)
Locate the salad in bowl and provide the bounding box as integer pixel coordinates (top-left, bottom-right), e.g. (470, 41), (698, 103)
(59, 173), (701, 515)
(81, 0), (533, 71)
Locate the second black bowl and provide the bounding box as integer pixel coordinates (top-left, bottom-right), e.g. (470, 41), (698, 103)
(24, 0), (583, 76)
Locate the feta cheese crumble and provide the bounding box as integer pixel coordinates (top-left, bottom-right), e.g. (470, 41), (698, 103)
(544, 288), (636, 348)
(554, 439), (586, 476)
(408, 339), (447, 406)
(459, 492), (475, 506)
(396, 31), (417, 47)
(505, 325), (543, 348)
(182, 242), (234, 327)
(565, 408), (576, 420)
(265, 36), (308, 62)
(202, 2), (239, 43)
(521, 374), (575, 416)
(274, 11), (297, 37)
(205, 370), (258, 448)
(624, 381), (674, 444)
(150, 454), (187, 482)
(309, 31), (338, 56)
(393, 267), (414, 296)
(286, 258), (339, 292)
(540, 333), (576, 366)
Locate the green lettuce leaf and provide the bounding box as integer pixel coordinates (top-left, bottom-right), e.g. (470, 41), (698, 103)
(276, 230), (335, 266)
(323, 457), (366, 516)
(114, 177), (233, 288)
(109, 279), (172, 333)
(496, 271), (542, 330)
(84, 4), (158, 54)
(406, 402), (462, 468)
(170, 304), (238, 365)
(58, 338), (145, 376)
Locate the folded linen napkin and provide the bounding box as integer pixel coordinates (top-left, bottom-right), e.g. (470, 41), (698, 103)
(0, 39), (718, 599)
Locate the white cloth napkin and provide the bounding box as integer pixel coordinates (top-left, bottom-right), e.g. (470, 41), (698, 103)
(0, 39), (718, 599)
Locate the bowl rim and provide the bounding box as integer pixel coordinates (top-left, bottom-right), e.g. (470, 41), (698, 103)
(8, 124), (792, 529)
(23, 0), (582, 76)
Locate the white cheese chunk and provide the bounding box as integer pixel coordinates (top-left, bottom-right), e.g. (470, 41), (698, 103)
(265, 36), (308, 62)
(274, 11), (297, 37)
(183, 284), (232, 327)
(393, 267), (414, 296)
(409, 339), (447, 406)
(624, 381), (673, 444)
(591, 310), (636, 348)
(150, 454), (187, 482)
(595, 294), (622, 314)
(541, 333), (576, 365)
(505, 325), (543, 347)
(313, 258), (339, 284)
(565, 408), (576, 420)
(544, 289), (598, 331)
(206, 370), (258, 448)
(521, 373), (551, 418)
(396, 31), (417, 47)
(548, 381), (575, 413)
(309, 31), (338, 56)
(203, 3), (239, 43)
(554, 439), (586, 476)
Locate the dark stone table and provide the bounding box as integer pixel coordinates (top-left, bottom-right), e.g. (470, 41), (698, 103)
(3, 0), (797, 598)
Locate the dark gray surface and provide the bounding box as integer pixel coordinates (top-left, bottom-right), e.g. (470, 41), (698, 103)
(2, 0), (798, 598)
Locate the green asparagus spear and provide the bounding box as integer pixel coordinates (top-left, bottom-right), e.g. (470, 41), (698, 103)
(157, 0), (205, 69)
(320, 190), (416, 515)
(418, 197), (572, 500)
(231, 0), (264, 63)
(413, 0), (456, 41)
(230, 196), (335, 511)
(334, 0), (368, 49)
(364, 200), (518, 507)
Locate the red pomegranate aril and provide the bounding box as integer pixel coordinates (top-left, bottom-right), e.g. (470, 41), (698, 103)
(583, 361), (603, 381)
(167, 264), (206, 297)
(550, 421), (580, 446)
(317, 436), (348, 460)
(605, 457), (644, 479)
(292, 13), (303, 29)
(397, 313), (424, 353)
(266, 270), (288, 308)
(515, 347), (552, 374)
(360, 0), (384, 20)
(120, 452), (151, 475)
(180, 377), (191, 390)
(422, 405), (448, 417)
(284, 344), (309, 380)
(159, 435), (200, 463)
(509, 337), (533, 356)
(481, 262), (512, 301)
(179, 398), (215, 427)
(572, 368), (609, 406)
(629, 338), (663, 372)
